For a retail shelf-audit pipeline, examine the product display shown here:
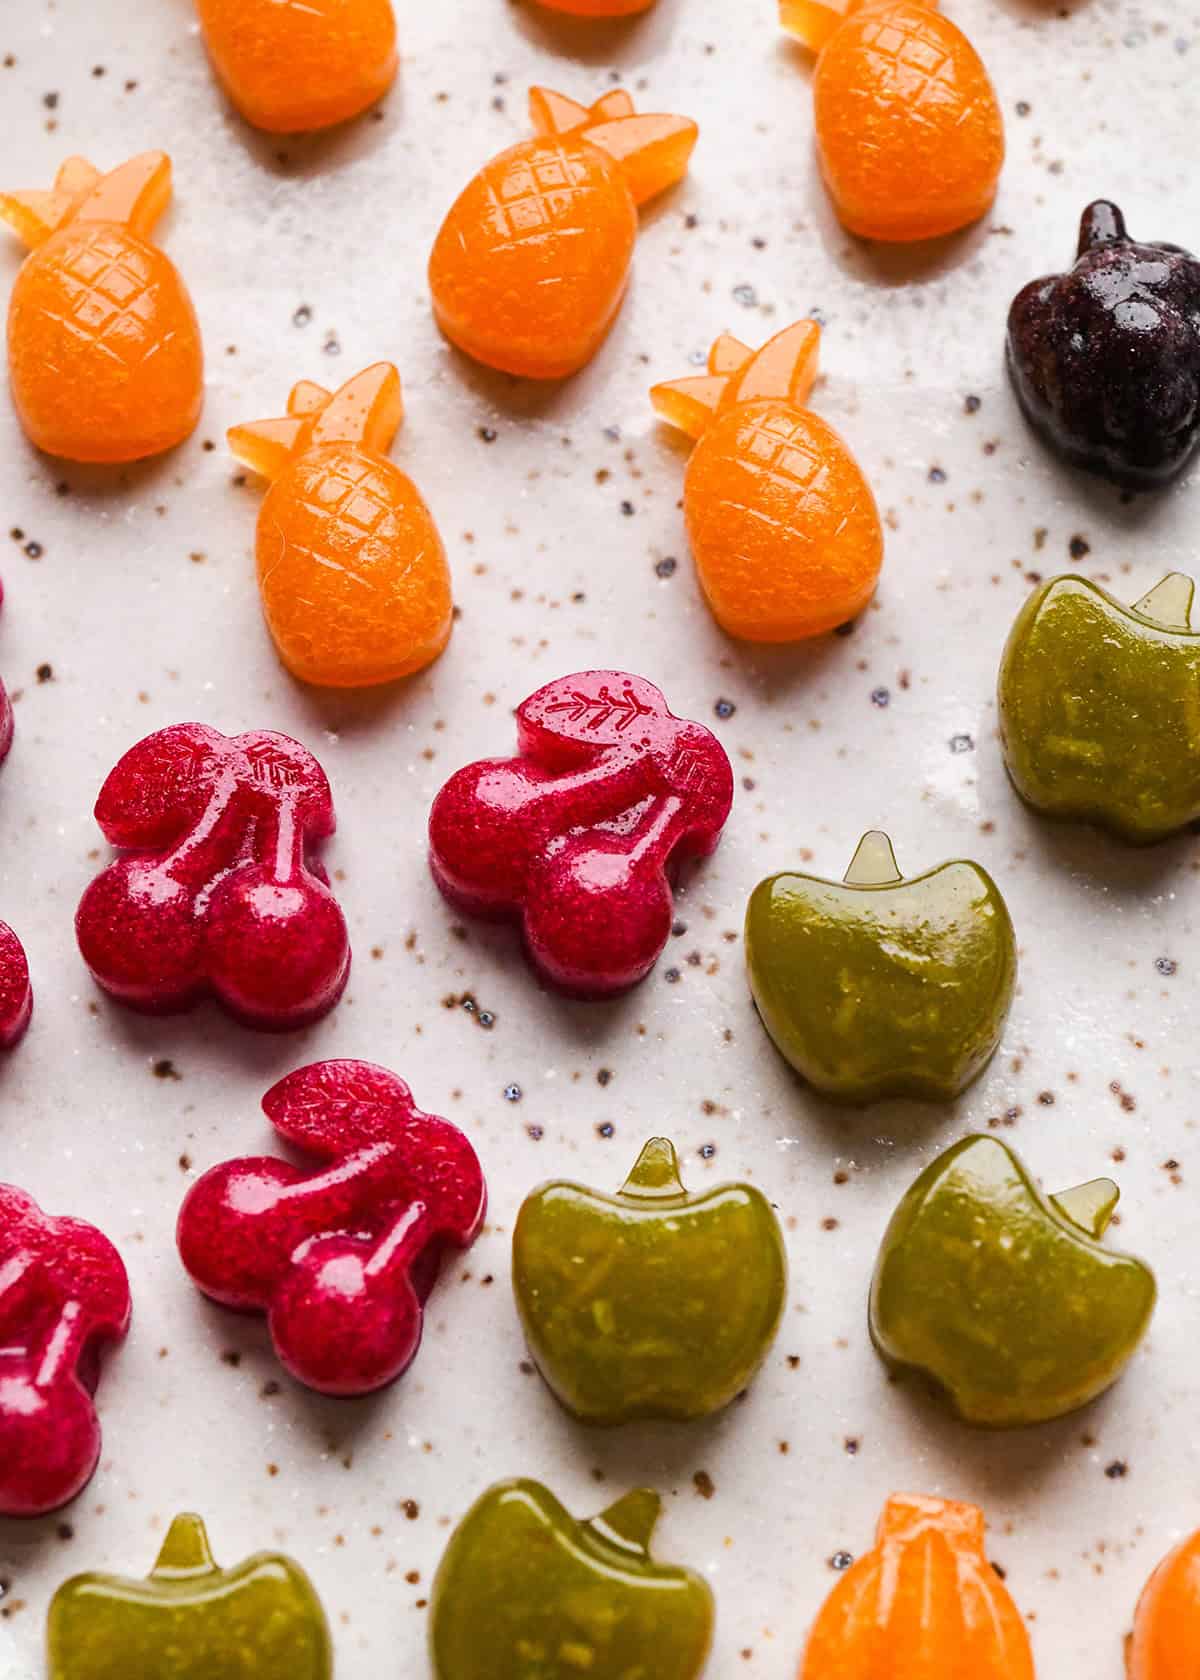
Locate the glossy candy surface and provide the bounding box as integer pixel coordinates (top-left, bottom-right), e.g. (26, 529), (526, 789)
(177, 1060), (486, 1395)
(429, 87), (698, 378)
(513, 1137), (786, 1423)
(47, 1512), (331, 1679)
(999, 573), (1200, 844)
(535, 0), (655, 11)
(195, 0), (397, 133)
(870, 1134), (1157, 1427)
(781, 0), (1005, 242)
(431, 1481), (713, 1680)
(799, 1493), (1035, 1678)
(75, 723), (350, 1029)
(652, 320), (883, 639)
(1128, 1528), (1200, 1680)
(746, 831), (1015, 1103)
(0, 921), (32, 1048)
(1007, 201), (1200, 489)
(428, 671), (733, 997)
(0, 153), (202, 462)
(229, 364), (453, 688)
(0, 1185), (130, 1517)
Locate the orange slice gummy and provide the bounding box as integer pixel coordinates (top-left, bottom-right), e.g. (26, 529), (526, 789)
(1128, 1528), (1200, 1679)
(429, 88), (698, 379)
(800, 1494), (1035, 1678)
(781, 0), (1005, 242)
(0, 153), (203, 463)
(195, 0), (398, 133)
(651, 320), (883, 641)
(229, 364), (453, 689)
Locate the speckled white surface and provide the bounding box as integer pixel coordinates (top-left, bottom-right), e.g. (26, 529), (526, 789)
(0, 0), (1198, 1673)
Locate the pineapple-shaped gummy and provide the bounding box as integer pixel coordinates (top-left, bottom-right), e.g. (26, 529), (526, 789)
(195, 0), (397, 133)
(781, 0), (1005, 242)
(0, 153), (203, 462)
(429, 87), (698, 379)
(800, 1494), (1034, 1678)
(535, 0), (655, 12)
(652, 320), (883, 641)
(229, 364), (453, 689)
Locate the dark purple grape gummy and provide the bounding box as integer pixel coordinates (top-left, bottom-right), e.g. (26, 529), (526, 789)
(1006, 201), (1200, 489)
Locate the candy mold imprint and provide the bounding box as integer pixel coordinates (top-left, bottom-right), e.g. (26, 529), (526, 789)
(0, 152), (203, 462)
(799, 1493), (1035, 1678)
(0, 1185), (131, 1518)
(652, 319), (883, 640)
(780, 0), (1005, 242)
(429, 87), (698, 378)
(46, 1513), (332, 1679)
(430, 1482), (714, 1680)
(428, 671), (733, 996)
(1007, 201), (1200, 489)
(177, 1060), (486, 1395)
(195, 0), (397, 134)
(75, 723), (350, 1030)
(228, 363), (453, 688)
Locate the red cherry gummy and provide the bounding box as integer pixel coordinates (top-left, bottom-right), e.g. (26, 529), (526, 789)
(0, 1184), (131, 1517)
(428, 671), (734, 997)
(0, 921), (32, 1049)
(75, 723), (351, 1030)
(176, 1060), (487, 1396)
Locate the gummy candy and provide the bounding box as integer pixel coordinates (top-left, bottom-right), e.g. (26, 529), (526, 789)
(513, 1137), (786, 1423)
(0, 1184), (131, 1518)
(75, 724), (350, 1030)
(780, 0), (1005, 243)
(428, 671), (733, 996)
(999, 573), (1200, 845)
(0, 153), (203, 462)
(652, 321), (883, 639)
(871, 1134), (1156, 1427)
(195, 0), (397, 133)
(535, 0), (654, 11)
(799, 1493), (1034, 1679)
(1129, 1526), (1200, 1680)
(228, 363), (453, 688)
(745, 830), (1015, 1102)
(1007, 200), (1200, 489)
(177, 1060), (486, 1395)
(431, 1482), (714, 1680)
(0, 921), (32, 1049)
(48, 1513), (332, 1680)
(429, 87), (698, 378)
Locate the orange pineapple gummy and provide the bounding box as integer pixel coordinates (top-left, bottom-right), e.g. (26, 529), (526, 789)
(651, 320), (883, 641)
(1128, 1527), (1200, 1679)
(800, 1494), (1036, 1678)
(781, 0), (1005, 242)
(228, 364), (452, 689)
(535, 0), (656, 13)
(0, 153), (203, 463)
(195, 0), (397, 133)
(429, 87), (698, 379)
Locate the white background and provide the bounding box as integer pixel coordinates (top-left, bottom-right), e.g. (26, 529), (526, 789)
(1, 0), (1199, 1673)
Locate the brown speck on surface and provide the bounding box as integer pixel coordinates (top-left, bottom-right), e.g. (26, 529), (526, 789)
(1037, 1090), (1055, 1105)
(844, 1437), (860, 1455)
(261, 1379), (281, 1398)
(56, 1522), (74, 1541)
(830, 1551), (854, 1571)
(153, 1059), (181, 1080)
(596, 1121), (615, 1139)
(178, 1153), (191, 1172)
(1069, 534), (1091, 559)
(1109, 1081), (1136, 1112)
(693, 1470), (715, 1499)
(402, 1499), (420, 1520)
(267, 1463), (279, 1477)
(25, 541), (43, 559)
(220, 1349), (242, 1368)
(787, 1355), (800, 1369)
(597, 1067), (613, 1086)
(35, 663), (53, 682)
(1105, 1460), (1128, 1478)
(821, 1216), (839, 1231)
(992, 1559), (1008, 1579)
